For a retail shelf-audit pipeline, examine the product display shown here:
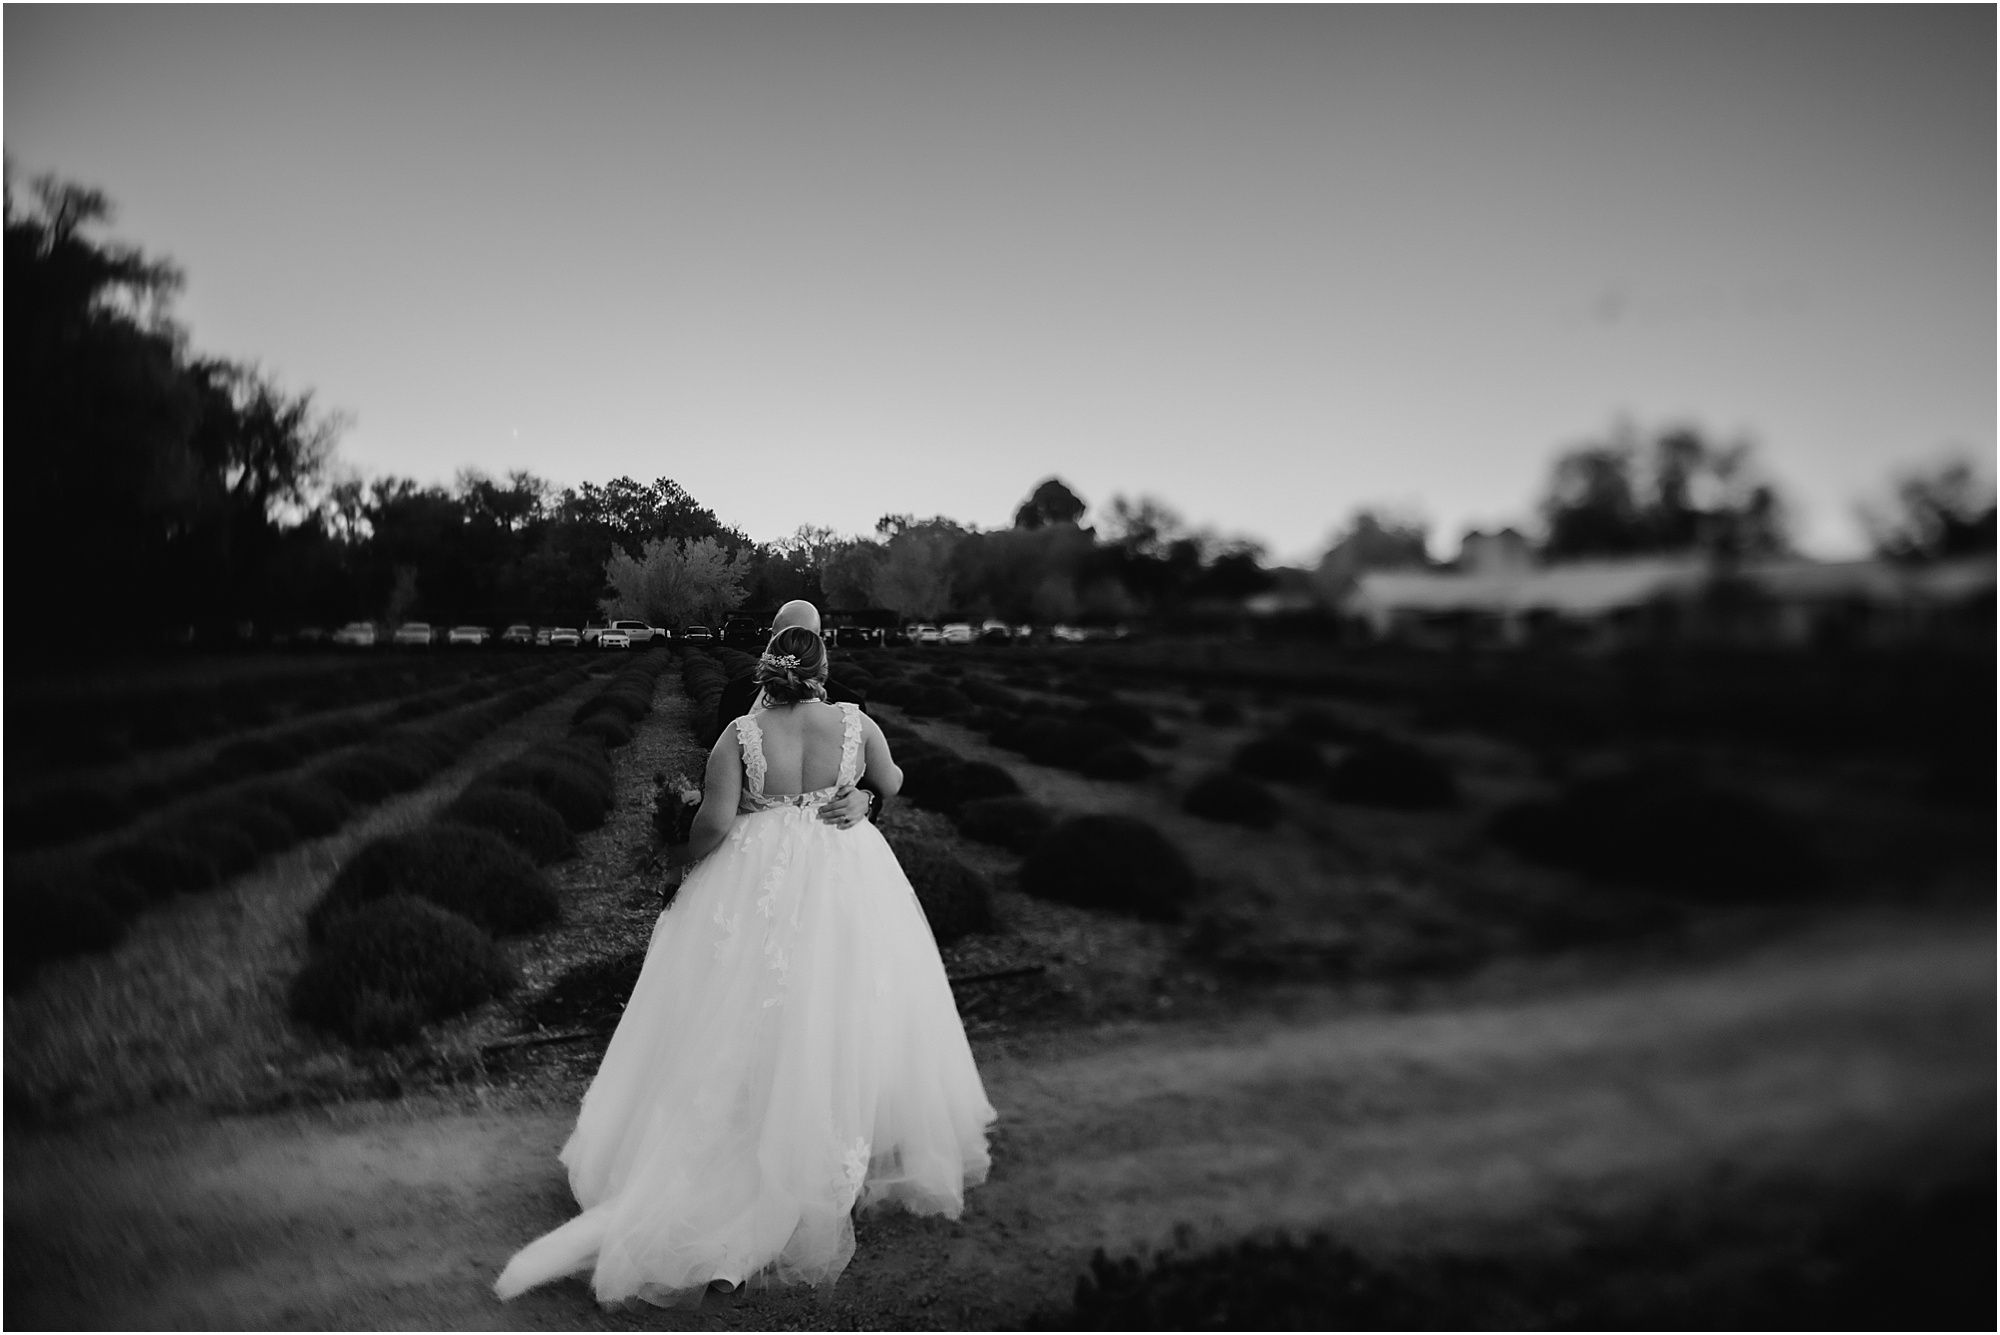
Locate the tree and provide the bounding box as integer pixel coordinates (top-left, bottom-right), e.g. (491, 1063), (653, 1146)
(1863, 459), (1996, 563)
(1100, 494), (1185, 558)
(1312, 510), (1432, 603)
(1013, 477), (1086, 530)
(1539, 423), (1788, 561)
(874, 523), (962, 619)
(601, 536), (747, 626)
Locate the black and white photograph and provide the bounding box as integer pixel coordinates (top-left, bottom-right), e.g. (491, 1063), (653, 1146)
(4, 5), (1993, 1329)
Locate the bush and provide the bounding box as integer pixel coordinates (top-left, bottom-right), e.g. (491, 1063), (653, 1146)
(1489, 766), (1816, 900)
(1019, 814), (1196, 921)
(904, 683), (976, 719)
(184, 797), (298, 853)
(1183, 771), (1281, 828)
(572, 712), (635, 748)
(1079, 698), (1156, 740)
(6, 783), (132, 852)
(887, 834), (993, 944)
(6, 872), (130, 973)
(481, 754), (613, 831)
(1198, 698), (1245, 726)
(1287, 705), (1377, 745)
(953, 796), (1057, 853)
(575, 687), (652, 725)
(95, 833), (222, 901)
(1324, 741), (1458, 809)
(1016, 719), (1130, 771)
(309, 824), (559, 941)
(902, 754), (1023, 815)
(242, 778), (353, 837)
(312, 754), (403, 805)
(1231, 735), (1325, 785)
(290, 896), (517, 1047)
(1082, 744), (1152, 781)
(441, 786), (577, 865)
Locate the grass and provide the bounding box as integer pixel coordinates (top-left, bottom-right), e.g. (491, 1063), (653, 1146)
(1, 673), (606, 1124)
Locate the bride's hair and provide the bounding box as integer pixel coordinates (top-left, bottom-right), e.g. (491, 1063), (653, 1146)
(754, 625), (830, 706)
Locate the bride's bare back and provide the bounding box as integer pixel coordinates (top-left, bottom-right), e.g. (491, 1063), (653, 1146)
(750, 700), (851, 794)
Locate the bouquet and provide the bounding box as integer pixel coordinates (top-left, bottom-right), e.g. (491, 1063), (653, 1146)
(651, 770), (703, 848)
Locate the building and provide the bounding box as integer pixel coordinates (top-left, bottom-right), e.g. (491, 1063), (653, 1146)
(1345, 554), (1994, 650)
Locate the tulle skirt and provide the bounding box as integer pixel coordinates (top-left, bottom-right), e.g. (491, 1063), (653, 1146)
(495, 804), (995, 1307)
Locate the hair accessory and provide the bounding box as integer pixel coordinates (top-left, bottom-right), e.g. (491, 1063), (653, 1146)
(759, 652), (801, 672)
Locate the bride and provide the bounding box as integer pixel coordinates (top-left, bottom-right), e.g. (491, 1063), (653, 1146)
(495, 626), (996, 1307)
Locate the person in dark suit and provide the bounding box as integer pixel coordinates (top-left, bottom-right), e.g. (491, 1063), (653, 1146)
(717, 600), (886, 825)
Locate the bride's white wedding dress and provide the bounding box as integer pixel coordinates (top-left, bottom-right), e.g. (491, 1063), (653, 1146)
(495, 702), (995, 1307)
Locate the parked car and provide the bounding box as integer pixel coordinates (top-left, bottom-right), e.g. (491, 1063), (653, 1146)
(393, 621), (436, 647)
(979, 619), (1012, 644)
(581, 621), (608, 646)
(911, 623), (941, 645)
(500, 623), (535, 646)
(682, 624), (715, 646)
(548, 626), (581, 648)
(332, 620), (379, 647)
(598, 630), (631, 650)
(534, 627), (554, 647)
(883, 625), (912, 647)
(721, 617), (769, 650)
(1014, 623), (1034, 641)
(834, 625), (875, 649)
(1051, 624), (1088, 643)
(609, 618), (662, 646)
(447, 625), (490, 646)
(941, 622), (976, 645)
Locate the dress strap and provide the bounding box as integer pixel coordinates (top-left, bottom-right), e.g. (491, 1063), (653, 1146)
(836, 702), (864, 790)
(734, 714), (767, 798)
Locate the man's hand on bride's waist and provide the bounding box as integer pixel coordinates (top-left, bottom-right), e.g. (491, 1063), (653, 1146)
(818, 786), (873, 830)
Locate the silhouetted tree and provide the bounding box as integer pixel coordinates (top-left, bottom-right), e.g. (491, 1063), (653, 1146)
(1865, 459), (1996, 563)
(1013, 477), (1086, 529)
(1539, 424), (1788, 561)
(1313, 510), (1432, 603)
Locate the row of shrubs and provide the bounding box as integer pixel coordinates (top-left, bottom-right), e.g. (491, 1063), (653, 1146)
(8, 655), (524, 775)
(6, 662), (594, 985)
(7, 659), (536, 854)
(288, 654), (674, 1046)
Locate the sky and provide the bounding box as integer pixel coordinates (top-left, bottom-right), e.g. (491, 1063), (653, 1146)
(7, 6), (1992, 564)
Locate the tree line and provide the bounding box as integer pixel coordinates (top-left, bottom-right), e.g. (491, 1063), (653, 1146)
(8, 171), (1989, 650)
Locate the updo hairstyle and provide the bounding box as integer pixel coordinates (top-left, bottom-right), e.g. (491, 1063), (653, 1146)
(754, 625), (830, 706)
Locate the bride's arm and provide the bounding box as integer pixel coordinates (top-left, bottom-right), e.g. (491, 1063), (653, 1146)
(665, 728), (745, 869)
(858, 715), (903, 798)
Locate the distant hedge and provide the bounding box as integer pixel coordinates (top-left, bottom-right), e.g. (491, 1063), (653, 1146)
(307, 823), (560, 941)
(1019, 814), (1196, 921)
(1183, 771), (1281, 828)
(1489, 765), (1816, 899)
(440, 786), (577, 865)
(888, 832), (994, 944)
(1323, 740), (1458, 810)
(290, 896), (517, 1047)
(954, 796), (1057, 854)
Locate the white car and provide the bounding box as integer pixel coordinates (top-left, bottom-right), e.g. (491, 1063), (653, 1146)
(447, 625), (489, 646)
(332, 621), (379, 647)
(1051, 624), (1088, 643)
(548, 626), (581, 648)
(911, 624), (942, 645)
(940, 623), (976, 645)
(597, 630), (632, 650)
(392, 621), (435, 647)
(979, 620), (1012, 644)
(609, 619), (660, 646)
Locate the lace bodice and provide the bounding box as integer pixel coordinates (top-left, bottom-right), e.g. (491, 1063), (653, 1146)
(734, 703), (864, 813)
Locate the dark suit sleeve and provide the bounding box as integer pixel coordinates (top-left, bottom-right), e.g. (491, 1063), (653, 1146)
(716, 676), (759, 736)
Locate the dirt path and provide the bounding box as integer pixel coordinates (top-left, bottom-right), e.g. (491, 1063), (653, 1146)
(7, 907), (1988, 1330)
